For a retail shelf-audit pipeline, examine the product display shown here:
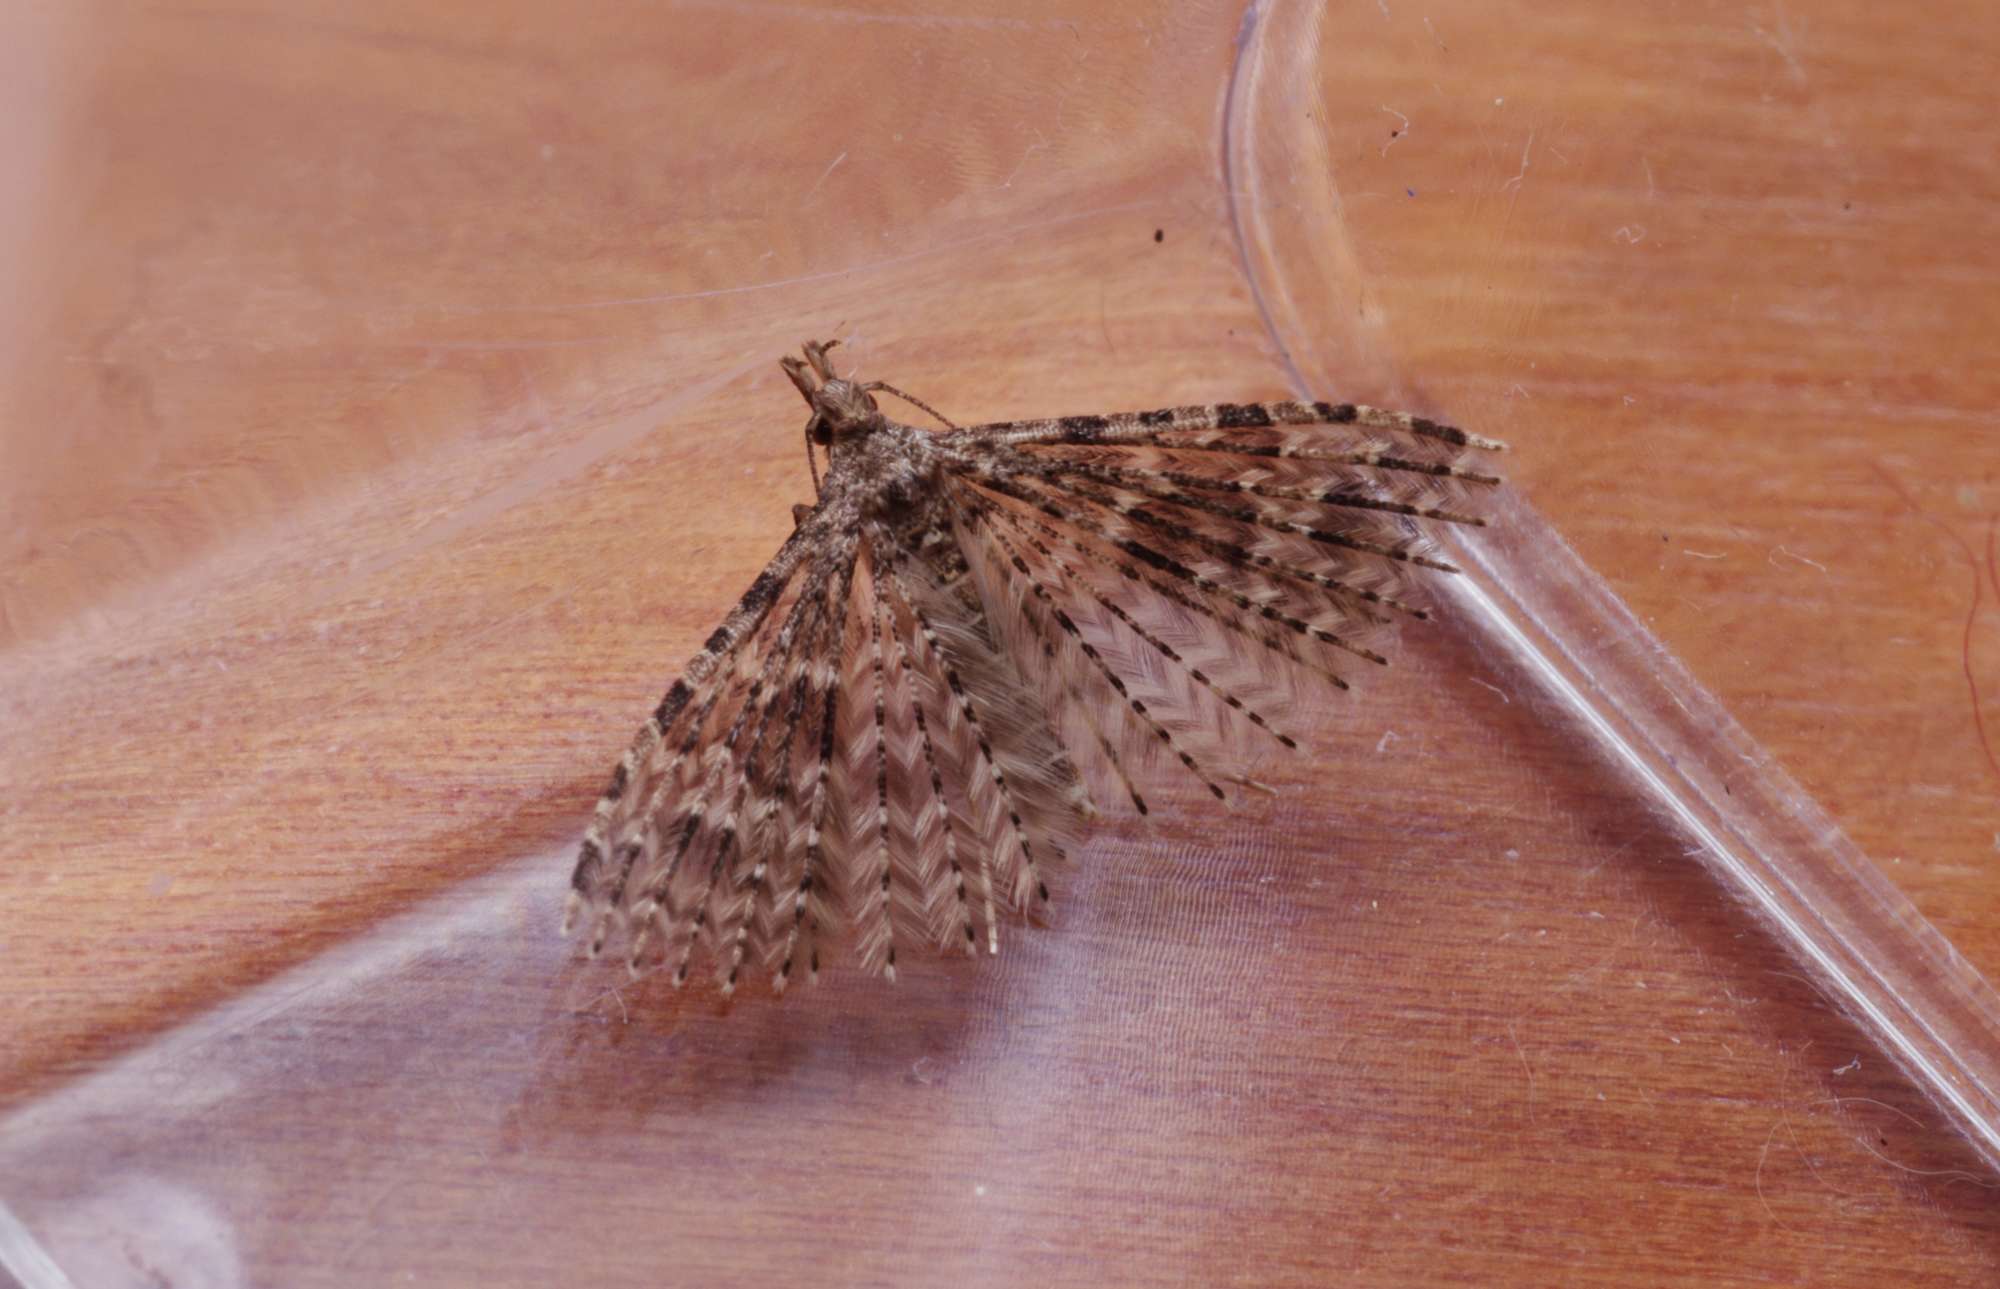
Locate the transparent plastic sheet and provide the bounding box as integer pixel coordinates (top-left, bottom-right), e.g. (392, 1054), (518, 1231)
(1228, 0), (2000, 1174)
(5, 3), (2000, 1287)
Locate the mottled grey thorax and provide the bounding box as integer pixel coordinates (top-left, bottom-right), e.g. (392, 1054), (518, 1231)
(829, 419), (948, 533)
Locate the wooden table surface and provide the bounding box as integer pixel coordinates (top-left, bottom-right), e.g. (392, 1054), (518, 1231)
(3, 1), (1998, 1285)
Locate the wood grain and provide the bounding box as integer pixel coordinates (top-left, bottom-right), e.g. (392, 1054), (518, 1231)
(3, 1), (1997, 1285)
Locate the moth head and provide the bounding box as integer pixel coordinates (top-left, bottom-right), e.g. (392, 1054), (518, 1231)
(782, 339), (880, 442)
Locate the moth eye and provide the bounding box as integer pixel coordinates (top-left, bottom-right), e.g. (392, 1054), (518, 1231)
(809, 418), (832, 446)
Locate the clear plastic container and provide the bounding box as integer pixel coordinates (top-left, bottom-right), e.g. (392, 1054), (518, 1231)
(4, 3), (1998, 1286)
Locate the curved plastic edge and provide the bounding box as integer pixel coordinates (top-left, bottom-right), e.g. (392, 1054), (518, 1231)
(1221, 0), (2000, 1174)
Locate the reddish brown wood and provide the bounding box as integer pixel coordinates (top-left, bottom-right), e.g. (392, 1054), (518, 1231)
(3, 2), (1997, 1284)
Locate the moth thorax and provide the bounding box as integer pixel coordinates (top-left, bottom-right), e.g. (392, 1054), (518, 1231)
(866, 457), (936, 520)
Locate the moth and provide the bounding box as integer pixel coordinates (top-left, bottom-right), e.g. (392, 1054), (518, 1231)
(564, 340), (1504, 993)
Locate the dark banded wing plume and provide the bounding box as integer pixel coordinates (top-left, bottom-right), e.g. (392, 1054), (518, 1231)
(565, 380), (1503, 994)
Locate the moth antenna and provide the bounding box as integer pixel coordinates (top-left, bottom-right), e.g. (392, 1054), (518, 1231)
(864, 380), (961, 431)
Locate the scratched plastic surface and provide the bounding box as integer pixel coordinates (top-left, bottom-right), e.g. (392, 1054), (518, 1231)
(5, 3), (2000, 1287)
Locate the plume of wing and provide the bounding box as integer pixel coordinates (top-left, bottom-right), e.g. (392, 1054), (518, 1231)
(931, 398), (1504, 817)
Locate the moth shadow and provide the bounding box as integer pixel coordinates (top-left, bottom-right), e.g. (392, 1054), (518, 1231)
(500, 948), (988, 1152)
